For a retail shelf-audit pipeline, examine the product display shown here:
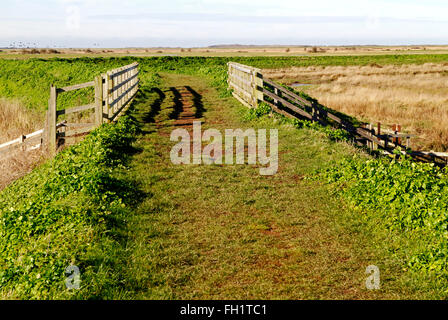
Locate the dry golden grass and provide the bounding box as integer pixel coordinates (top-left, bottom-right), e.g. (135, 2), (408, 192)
(0, 151), (44, 191)
(264, 63), (448, 151)
(0, 98), (42, 144)
(3, 45), (448, 59)
(0, 98), (45, 190)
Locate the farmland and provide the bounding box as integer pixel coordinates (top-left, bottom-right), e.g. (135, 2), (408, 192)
(2, 45), (448, 59)
(264, 63), (448, 151)
(1, 53), (448, 299)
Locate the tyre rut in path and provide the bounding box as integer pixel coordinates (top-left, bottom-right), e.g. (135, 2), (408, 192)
(120, 73), (408, 299)
(173, 86), (199, 128)
(156, 86), (205, 131)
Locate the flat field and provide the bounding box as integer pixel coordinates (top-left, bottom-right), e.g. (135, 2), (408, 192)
(1, 54), (448, 299)
(264, 62), (448, 151)
(2, 45), (448, 59)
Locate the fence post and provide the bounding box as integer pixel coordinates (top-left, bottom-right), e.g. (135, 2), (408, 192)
(367, 123), (374, 150)
(227, 63), (232, 89)
(377, 122), (382, 148)
(274, 87), (279, 107)
(20, 135), (25, 151)
(48, 85), (57, 155)
(254, 70), (264, 108)
(94, 75), (103, 127)
(105, 72), (112, 122)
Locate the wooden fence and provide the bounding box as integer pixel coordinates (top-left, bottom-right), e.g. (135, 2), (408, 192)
(0, 129), (44, 159)
(228, 62), (263, 109)
(227, 61), (448, 166)
(0, 62), (140, 159)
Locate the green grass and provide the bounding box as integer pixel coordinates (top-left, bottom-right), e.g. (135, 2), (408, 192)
(103, 72), (445, 299)
(0, 115), (140, 299)
(2, 55), (448, 299)
(0, 58), (159, 112)
(1, 53), (448, 113)
(318, 154), (448, 291)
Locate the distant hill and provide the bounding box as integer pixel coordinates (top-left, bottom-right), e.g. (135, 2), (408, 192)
(207, 44), (310, 48)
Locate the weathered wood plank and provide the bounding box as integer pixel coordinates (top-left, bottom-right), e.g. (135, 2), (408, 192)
(58, 81), (95, 93)
(0, 137), (22, 150)
(63, 122), (96, 129)
(48, 85), (57, 154)
(59, 125), (95, 137)
(229, 73), (253, 87)
(263, 100), (296, 119)
(0, 132), (43, 155)
(56, 104), (95, 116)
(112, 71), (139, 92)
(25, 129), (44, 139)
(108, 89), (139, 122)
(110, 63), (139, 78)
(94, 75), (103, 127)
(231, 92), (253, 109)
(229, 81), (253, 99)
(228, 62), (255, 74)
(262, 88), (313, 120)
(263, 78), (312, 107)
(109, 80), (140, 107)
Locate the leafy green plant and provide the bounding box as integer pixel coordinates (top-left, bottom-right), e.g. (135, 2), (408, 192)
(0, 115), (140, 299)
(242, 102), (272, 121)
(317, 154), (448, 276)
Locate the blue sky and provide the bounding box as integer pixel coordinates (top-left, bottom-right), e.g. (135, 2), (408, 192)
(1, 0), (448, 47)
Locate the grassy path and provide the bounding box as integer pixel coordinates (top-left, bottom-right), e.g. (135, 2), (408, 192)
(114, 72), (420, 299)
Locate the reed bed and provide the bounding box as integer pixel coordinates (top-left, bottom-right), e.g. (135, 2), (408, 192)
(0, 98), (44, 190)
(264, 63), (448, 151)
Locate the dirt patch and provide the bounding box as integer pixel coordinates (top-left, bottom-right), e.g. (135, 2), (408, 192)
(0, 150), (44, 191)
(173, 87), (202, 129)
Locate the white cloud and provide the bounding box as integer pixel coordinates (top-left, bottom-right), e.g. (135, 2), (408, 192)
(1, 0), (448, 47)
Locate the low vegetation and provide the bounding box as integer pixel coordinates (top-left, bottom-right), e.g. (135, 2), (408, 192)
(1, 46), (448, 58)
(0, 58), (152, 112)
(244, 102), (350, 142)
(318, 154), (448, 283)
(0, 98), (42, 144)
(265, 63), (448, 151)
(110, 72), (418, 299)
(0, 98), (45, 190)
(2, 55), (448, 299)
(0, 115), (139, 299)
(1, 54), (448, 113)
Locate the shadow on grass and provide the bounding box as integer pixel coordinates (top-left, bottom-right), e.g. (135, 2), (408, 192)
(185, 85), (206, 119)
(169, 87), (183, 120)
(129, 86), (167, 135)
(143, 88), (166, 124)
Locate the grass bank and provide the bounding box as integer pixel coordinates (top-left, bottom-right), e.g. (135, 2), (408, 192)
(2, 56), (448, 299)
(0, 114), (140, 299)
(107, 71), (446, 299)
(265, 63), (448, 151)
(1, 54), (448, 112)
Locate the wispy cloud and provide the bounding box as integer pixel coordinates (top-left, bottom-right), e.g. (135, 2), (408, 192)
(1, 0), (448, 47)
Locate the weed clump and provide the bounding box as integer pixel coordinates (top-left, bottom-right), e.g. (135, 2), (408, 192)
(0, 115), (139, 299)
(318, 154), (448, 276)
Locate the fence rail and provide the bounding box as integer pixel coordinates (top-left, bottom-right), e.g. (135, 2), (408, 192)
(0, 122), (67, 160)
(227, 61), (448, 166)
(104, 62), (140, 122)
(228, 62), (263, 109)
(1, 62), (140, 160)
